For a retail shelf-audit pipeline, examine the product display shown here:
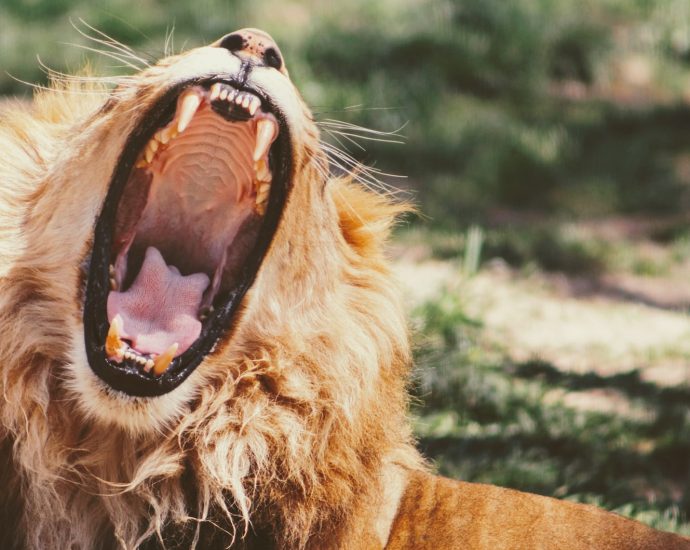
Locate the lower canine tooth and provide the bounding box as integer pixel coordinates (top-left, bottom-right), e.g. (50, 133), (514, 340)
(153, 343), (178, 376)
(105, 315), (126, 362)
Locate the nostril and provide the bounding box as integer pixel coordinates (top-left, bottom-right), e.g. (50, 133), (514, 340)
(218, 33), (245, 53)
(263, 47), (283, 71)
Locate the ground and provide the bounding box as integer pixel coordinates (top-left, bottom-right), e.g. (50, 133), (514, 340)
(395, 219), (690, 535)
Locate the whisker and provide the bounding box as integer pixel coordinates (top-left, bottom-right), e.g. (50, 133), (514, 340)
(60, 42), (144, 72)
(72, 18), (152, 67)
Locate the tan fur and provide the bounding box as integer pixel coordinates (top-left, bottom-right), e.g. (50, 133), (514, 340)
(0, 36), (688, 550)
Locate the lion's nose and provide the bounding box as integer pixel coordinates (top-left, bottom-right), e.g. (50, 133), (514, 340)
(215, 28), (286, 74)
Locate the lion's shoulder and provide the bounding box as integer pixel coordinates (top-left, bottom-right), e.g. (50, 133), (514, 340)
(385, 470), (690, 549)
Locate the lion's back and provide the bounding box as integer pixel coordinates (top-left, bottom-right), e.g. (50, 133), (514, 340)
(385, 470), (690, 549)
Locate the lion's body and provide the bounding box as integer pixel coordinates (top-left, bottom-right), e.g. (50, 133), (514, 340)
(0, 36), (687, 550)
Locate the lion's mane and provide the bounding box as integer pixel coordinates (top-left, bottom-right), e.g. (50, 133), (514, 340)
(0, 78), (422, 549)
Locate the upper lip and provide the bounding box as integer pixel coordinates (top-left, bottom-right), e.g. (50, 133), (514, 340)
(82, 77), (292, 397)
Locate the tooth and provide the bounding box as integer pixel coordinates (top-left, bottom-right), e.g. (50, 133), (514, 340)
(235, 94), (244, 105)
(242, 95), (251, 109)
(219, 88), (229, 101)
(145, 145), (155, 164)
(254, 119), (276, 162)
(254, 159), (271, 182)
(177, 91), (202, 134)
(144, 359), (154, 373)
(148, 138), (159, 153)
(110, 277), (117, 290)
(105, 315), (126, 362)
(256, 182), (270, 201)
(210, 83), (222, 100)
(136, 158), (147, 168)
(249, 97), (260, 116)
(153, 343), (178, 376)
(227, 90), (238, 103)
(159, 126), (172, 144)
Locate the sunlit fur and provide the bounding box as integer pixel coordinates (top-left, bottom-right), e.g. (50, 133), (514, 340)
(0, 44), (422, 549)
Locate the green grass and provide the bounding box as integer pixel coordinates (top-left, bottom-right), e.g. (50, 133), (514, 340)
(411, 284), (690, 535)
(3, 0), (690, 227)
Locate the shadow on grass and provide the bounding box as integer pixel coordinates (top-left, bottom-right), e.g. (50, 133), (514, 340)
(414, 356), (690, 522)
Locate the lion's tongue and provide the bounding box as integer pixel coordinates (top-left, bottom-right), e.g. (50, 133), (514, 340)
(107, 247), (210, 357)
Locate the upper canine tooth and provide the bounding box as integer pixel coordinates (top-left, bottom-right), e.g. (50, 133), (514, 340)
(153, 342), (178, 376)
(105, 315), (126, 362)
(177, 91), (202, 134)
(254, 119), (277, 162)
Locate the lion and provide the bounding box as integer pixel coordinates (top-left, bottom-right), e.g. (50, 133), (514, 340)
(0, 27), (687, 550)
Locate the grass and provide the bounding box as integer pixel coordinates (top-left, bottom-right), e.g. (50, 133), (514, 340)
(409, 279), (690, 535)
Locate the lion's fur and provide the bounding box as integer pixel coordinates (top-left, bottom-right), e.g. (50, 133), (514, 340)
(0, 40), (688, 550)
(0, 65), (422, 549)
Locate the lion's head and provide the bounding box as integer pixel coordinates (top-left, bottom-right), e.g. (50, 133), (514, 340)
(0, 29), (420, 549)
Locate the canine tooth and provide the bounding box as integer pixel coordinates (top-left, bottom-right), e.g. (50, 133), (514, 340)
(177, 91), (202, 134)
(254, 119), (276, 162)
(153, 343), (178, 376)
(144, 359), (154, 373)
(105, 315), (126, 362)
(210, 83), (222, 100)
(249, 97), (260, 116)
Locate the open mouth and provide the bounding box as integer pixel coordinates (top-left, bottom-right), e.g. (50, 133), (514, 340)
(83, 79), (292, 397)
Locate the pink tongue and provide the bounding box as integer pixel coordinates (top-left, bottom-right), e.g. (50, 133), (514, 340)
(107, 247), (210, 356)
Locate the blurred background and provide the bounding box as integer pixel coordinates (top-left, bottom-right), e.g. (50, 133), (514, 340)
(2, 0), (690, 534)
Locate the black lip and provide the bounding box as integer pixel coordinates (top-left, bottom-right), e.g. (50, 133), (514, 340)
(83, 77), (293, 397)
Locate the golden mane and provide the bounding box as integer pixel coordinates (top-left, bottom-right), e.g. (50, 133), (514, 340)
(0, 73), (422, 548)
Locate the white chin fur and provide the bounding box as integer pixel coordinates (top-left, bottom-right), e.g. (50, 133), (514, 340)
(68, 335), (199, 434)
